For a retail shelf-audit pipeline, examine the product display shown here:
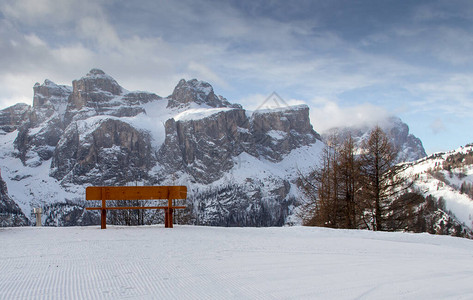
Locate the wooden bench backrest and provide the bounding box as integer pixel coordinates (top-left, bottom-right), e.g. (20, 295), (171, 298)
(86, 186), (187, 229)
(86, 186), (187, 201)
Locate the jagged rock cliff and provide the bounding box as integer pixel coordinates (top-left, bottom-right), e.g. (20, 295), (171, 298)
(0, 172), (29, 226)
(51, 118), (155, 186)
(168, 79), (240, 109)
(158, 109), (249, 184)
(14, 80), (71, 166)
(156, 105), (319, 184)
(64, 68), (158, 124)
(250, 106), (321, 161)
(0, 103), (30, 133)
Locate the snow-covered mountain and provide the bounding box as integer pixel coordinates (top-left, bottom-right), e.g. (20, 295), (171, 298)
(0, 69), (325, 226)
(400, 144), (473, 235)
(1, 68), (442, 230)
(322, 116), (427, 163)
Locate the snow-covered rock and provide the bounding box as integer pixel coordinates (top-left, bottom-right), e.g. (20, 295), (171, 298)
(50, 118), (155, 186)
(0, 171), (29, 226)
(168, 78), (241, 109)
(0, 103), (30, 133)
(14, 80), (71, 166)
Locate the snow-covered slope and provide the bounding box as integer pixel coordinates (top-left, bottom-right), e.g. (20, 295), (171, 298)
(402, 144), (473, 230)
(1, 225), (473, 299)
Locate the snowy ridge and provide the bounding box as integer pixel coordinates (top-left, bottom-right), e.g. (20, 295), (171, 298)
(251, 104), (308, 115)
(406, 144), (473, 172)
(174, 107), (236, 121)
(402, 144), (473, 229)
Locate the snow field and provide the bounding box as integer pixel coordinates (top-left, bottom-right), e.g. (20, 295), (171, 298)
(173, 107), (236, 121)
(1, 226), (473, 299)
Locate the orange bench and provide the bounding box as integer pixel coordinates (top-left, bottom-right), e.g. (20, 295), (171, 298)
(85, 186), (187, 229)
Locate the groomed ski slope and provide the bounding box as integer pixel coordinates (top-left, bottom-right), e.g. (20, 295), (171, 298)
(1, 226), (473, 299)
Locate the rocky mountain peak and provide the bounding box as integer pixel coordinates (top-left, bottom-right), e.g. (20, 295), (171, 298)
(382, 116), (427, 162)
(33, 79), (71, 108)
(86, 68), (106, 76)
(250, 105), (321, 160)
(174, 78), (213, 96)
(168, 78), (239, 109)
(69, 69), (123, 110)
(77, 68), (122, 94)
(34, 79), (55, 87)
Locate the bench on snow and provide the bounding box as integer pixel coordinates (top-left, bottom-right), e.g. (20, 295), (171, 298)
(85, 186), (187, 229)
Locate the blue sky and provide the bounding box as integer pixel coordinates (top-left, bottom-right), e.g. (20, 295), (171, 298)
(1, 0), (472, 154)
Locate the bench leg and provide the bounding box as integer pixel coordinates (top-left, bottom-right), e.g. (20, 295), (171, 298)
(101, 209), (107, 229)
(164, 209), (168, 228)
(165, 208), (173, 228)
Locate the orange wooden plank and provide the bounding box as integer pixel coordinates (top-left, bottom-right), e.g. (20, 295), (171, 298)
(86, 206), (186, 210)
(86, 186), (187, 201)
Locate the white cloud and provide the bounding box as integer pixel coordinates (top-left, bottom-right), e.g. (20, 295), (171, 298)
(77, 17), (121, 49)
(187, 62), (229, 89)
(309, 98), (390, 133)
(238, 93), (307, 111)
(23, 34), (47, 47)
(236, 94), (271, 111)
(0, 0), (425, 107)
(406, 74), (473, 117)
(51, 44), (95, 67)
(237, 94), (391, 135)
(0, 73), (37, 107)
(427, 27), (473, 66)
(430, 118), (446, 135)
(0, 0), (105, 26)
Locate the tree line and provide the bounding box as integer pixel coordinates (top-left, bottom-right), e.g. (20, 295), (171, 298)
(299, 126), (421, 232)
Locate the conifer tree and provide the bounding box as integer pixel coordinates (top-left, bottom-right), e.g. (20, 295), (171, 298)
(337, 135), (365, 229)
(359, 126), (409, 231)
(299, 134), (363, 228)
(300, 126), (414, 231)
(299, 137), (338, 227)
